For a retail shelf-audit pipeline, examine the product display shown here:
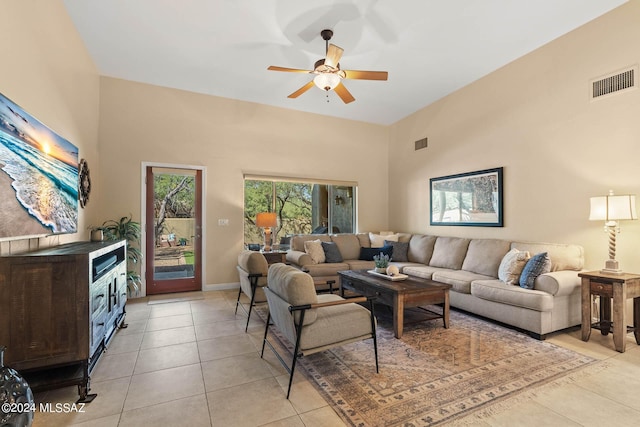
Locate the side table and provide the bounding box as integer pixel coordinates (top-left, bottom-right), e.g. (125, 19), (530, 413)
(261, 250), (287, 265)
(579, 271), (640, 352)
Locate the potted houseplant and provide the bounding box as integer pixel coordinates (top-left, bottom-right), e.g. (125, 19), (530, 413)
(100, 215), (142, 296)
(373, 253), (390, 274)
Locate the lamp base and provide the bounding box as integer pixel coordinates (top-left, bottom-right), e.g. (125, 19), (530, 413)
(600, 259), (624, 275)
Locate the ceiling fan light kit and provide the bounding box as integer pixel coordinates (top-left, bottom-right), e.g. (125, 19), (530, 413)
(268, 29), (388, 104)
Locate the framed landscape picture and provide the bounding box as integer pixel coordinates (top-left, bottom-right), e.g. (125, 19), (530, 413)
(430, 167), (503, 227)
(0, 92), (79, 240)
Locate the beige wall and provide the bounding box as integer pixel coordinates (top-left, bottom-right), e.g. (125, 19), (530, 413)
(3, 0), (639, 291)
(0, 0), (100, 254)
(97, 78), (389, 290)
(388, 1), (640, 273)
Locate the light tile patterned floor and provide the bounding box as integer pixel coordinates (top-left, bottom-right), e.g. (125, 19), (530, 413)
(30, 290), (640, 426)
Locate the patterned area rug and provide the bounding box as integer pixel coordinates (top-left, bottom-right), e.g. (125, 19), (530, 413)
(264, 305), (597, 426)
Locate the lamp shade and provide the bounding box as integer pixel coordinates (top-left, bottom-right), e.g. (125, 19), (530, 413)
(313, 73), (341, 91)
(256, 212), (277, 228)
(589, 192), (637, 221)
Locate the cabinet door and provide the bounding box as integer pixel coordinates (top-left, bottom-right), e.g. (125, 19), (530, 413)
(1, 259), (86, 368)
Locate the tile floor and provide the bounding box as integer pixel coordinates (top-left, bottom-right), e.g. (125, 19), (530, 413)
(30, 289), (640, 427)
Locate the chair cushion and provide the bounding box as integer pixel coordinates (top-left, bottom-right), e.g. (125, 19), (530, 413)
(299, 294), (373, 353)
(237, 250), (268, 275)
(268, 264), (318, 324)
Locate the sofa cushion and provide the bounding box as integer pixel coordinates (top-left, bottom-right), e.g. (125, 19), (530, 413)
(403, 265), (451, 280)
(497, 248), (530, 285)
(303, 262), (350, 277)
(331, 234), (361, 260)
(519, 252), (551, 289)
(304, 239), (325, 264)
(407, 234), (437, 264)
(471, 280), (554, 312)
(510, 242), (584, 272)
(291, 234), (331, 252)
(356, 233), (371, 248)
(385, 240), (409, 262)
(359, 245), (393, 261)
(461, 239), (511, 277)
(370, 232), (398, 248)
(429, 237), (470, 270)
(432, 270), (495, 294)
(321, 241), (343, 263)
(346, 260), (376, 271)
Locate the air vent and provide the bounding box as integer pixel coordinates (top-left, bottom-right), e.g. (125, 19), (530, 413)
(591, 66), (637, 100)
(415, 137), (428, 151)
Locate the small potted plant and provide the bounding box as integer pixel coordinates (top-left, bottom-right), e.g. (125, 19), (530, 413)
(373, 253), (390, 274)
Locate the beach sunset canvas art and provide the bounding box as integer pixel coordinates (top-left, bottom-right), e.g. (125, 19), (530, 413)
(0, 93), (78, 240)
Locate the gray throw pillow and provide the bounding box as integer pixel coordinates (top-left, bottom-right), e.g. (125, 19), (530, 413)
(321, 241), (343, 263)
(385, 240), (409, 262)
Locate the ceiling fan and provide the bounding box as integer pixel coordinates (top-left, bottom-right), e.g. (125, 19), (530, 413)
(267, 29), (388, 104)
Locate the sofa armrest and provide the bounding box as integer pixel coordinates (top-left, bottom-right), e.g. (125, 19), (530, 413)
(286, 250), (314, 268)
(535, 270), (581, 296)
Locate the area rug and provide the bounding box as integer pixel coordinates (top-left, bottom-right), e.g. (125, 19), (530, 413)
(264, 306), (597, 426)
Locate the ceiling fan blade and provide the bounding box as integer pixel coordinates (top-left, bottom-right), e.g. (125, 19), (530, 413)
(325, 44), (344, 69)
(344, 70), (388, 80)
(333, 82), (355, 104)
(268, 66), (312, 73)
(288, 81), (315, 99)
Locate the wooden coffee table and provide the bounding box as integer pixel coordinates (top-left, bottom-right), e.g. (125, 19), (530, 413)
(339, 270), (452, 338)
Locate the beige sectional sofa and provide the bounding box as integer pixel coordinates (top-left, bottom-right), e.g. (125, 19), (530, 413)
(286, 233), (584, 339)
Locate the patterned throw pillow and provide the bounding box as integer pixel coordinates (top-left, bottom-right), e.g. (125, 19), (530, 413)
(304, 239), (325, 264)
(498, 249), (530, 285)
(519, 252), (551, 289)
(321, 241), (343, 263)
(385, 240), (409, 262)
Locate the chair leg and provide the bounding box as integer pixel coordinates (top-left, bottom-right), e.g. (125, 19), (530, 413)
(260, 312), (271, 358)
(286, 309), (306, 399)
(369, 299), (379, 373)
(245, 283), (258, 332)
(234, 286), (243, 315)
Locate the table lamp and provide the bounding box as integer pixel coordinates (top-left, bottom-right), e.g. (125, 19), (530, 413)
(589, 190), (637, 274)
(256, 212), (277, 251)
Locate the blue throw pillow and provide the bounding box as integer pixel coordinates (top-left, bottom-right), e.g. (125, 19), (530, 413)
(519, 252), (551, 289)
(321, 241), (343, 263)
(385, 240), (409, 262)
(359, 245), (393, 261)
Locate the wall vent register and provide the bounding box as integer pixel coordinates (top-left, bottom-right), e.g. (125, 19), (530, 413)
(591, 66), (637, 99)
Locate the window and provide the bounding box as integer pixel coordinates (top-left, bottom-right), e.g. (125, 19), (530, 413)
(244, 177), (356, 248)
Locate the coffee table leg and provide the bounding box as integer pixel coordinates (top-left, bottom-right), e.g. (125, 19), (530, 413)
(443, 290), (450, 329)
(394, 294), (404, 339)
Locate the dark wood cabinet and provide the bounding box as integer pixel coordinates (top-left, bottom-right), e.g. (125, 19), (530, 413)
(0, 240), (127, 401)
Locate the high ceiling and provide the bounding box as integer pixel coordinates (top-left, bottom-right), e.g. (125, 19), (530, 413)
(63, 0), (626, 125)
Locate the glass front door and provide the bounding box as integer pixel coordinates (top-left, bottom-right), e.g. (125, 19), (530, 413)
(145, 166), (202, 295)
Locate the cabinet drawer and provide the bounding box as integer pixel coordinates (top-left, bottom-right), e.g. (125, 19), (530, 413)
(590, 281), (613, 297)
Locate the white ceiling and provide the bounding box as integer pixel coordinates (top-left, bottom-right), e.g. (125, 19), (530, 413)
(63, 0), (626, 126)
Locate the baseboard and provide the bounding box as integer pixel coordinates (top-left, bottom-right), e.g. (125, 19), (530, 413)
(203, 282), (239, 292)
